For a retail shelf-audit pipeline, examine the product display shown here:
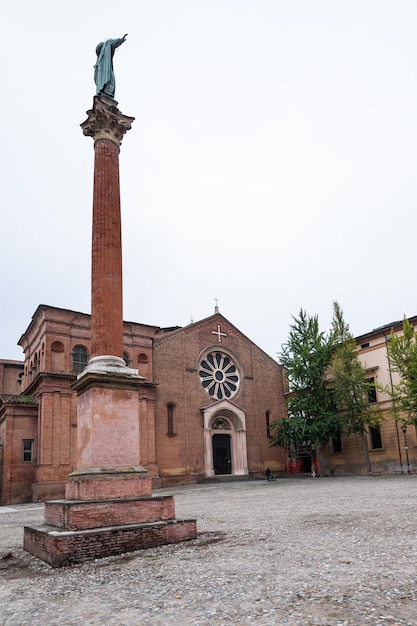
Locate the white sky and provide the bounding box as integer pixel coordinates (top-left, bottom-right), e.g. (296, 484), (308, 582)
(1, 1), (416, 361)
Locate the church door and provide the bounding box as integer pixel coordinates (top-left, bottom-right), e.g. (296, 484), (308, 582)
(212, 434), (232, 475)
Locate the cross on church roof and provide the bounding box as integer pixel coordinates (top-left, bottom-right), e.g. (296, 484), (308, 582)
(212, 324), (227, 343)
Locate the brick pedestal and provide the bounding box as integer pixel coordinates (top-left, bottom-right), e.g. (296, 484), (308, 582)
(24, 518), (197, 568)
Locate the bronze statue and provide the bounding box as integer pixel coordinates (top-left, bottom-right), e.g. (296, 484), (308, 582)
(94, 35), (127, 98)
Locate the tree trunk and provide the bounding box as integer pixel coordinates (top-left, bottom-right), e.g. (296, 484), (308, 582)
(360, 431), (372, 474)
(318, 443), (327, 477)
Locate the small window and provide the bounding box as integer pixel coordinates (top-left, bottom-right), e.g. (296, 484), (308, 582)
(333, 432), (342, 453)
(167, 403), (175, 436)
(22, 439), (34, 462)
(73, 345), (88, 373)
(361, 342), (370, 349)
(123, 352), (130, 366)
(367, 377), (377, 403)
(370, 426), (382, 449)
(266, 410), (272, 439)
(328, 388), (337, 411)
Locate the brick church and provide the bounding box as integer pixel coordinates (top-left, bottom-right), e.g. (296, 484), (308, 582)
(0, 304), (287, 505)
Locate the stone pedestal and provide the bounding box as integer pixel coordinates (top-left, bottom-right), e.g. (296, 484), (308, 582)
(23, 95), (197, 567)
(24, 368), (197, 567)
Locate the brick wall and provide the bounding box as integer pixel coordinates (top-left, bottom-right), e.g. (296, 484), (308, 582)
(24, 519), (197, 567)
(0, 403), (37, 504)
(153, 314), (287, 481)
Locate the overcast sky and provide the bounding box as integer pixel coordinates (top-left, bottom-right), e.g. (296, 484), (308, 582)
(1, 1), (416, 361)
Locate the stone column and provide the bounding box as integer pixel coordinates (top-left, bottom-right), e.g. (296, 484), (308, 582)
(68, 94), (148, 495)
(80, 94), (136, 374)
(23, 93), (197, 567)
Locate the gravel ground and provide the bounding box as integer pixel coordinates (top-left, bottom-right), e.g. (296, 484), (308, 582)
(1, 476), (417, 626)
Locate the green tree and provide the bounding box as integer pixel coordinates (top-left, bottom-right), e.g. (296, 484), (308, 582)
(270, 309), (340, 476)
(386, 317), (417, 425)
(330, 301), (384, 474)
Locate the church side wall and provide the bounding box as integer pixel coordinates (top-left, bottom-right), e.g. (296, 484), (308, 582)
(0, 406), (37, 505)
(32, 378), (76, 501)
(0, 362), (24, 395)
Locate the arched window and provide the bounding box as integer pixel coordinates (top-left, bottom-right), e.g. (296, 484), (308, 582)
(51, 341), (65, 372)
(123, 352), (130, 366)
(138, 353), (149, 379)
(72, 345), (88, 373)
(212, 417), (231, 430)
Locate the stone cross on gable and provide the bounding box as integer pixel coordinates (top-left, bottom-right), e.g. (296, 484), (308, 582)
(212, 324), (227, 343)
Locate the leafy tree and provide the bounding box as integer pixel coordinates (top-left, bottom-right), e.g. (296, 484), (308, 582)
(330, 301), (384, 474)
(270, 309), (340, 476)
(386, 317), (417, 425)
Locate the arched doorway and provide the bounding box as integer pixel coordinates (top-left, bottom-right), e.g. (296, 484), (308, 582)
(201, 399), (248, 478)
(212, 433), (232, 474)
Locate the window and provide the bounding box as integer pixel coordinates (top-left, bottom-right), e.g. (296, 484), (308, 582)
(367, 377), (377, 403)
(213, 417), (231, 430)
(123, 352), (129, 366)
(167, 403), (175, 436)
(73, 345), (88, 373)
(361, 342), (370, 349)
(22, 439), (34, 462)
(266, 410), (272, 439)
(370, 426), (382, 449)
(328, 388), (337, 411)
(199, 352), (240, 400)
(333, 432), (342, 453)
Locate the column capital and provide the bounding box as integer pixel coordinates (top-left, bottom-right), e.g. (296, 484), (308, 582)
(81, 95), (135, 147)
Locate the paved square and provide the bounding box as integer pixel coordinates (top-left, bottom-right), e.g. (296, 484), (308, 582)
(1, 476), (417, 625)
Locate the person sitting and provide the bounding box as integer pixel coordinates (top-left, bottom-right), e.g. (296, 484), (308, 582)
(265, 467), (273, 481)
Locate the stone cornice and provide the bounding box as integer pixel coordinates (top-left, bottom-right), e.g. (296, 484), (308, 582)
(81, 96), (135, 147)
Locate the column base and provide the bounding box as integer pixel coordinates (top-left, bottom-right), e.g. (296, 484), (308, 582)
(65, 466), (152, 500)
(24, 518), (197, 568)
(77, 355), (141, 379)
(24, 468), (198, 567)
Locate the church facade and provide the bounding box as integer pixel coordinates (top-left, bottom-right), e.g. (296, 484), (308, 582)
(0, 305), (287, 504)
(3, 307), (416, 505)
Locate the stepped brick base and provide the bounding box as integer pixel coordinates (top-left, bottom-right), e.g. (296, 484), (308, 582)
(24, 518), (197, 568)
(44, 496), (176, 530)
(65, 469), (153, 501)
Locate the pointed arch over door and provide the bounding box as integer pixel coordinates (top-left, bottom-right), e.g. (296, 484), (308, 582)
(202, 399), (248, 478)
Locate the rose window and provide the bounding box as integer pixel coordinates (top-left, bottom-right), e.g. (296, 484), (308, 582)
(199, 352), (240, 400)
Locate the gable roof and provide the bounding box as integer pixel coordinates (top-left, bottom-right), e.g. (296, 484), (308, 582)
(154, 312), (279, 367)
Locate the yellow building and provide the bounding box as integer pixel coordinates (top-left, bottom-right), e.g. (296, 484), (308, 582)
(326, 316), (417, 475)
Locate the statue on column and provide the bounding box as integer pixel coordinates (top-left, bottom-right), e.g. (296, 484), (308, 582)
(94, 34), (127, 98)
